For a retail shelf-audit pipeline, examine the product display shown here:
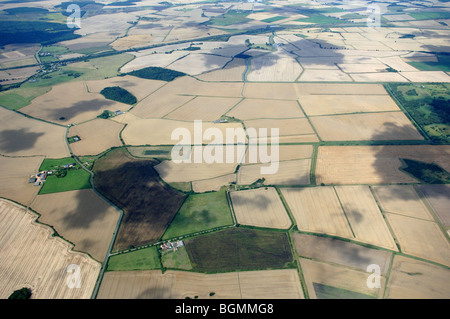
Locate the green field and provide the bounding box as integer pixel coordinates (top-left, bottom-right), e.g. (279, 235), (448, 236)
(38, 168), (92, 195)
(407, 55), (450, 72)
(385, 83), (450, 143)
(409, 11), (450, 20)
(162, 188), (233, 239)
(295, 15), (347, 25)
(313, 283), (376, 299)
(207, 10), (251, 26)
(262, 16), (286, 23)
(185, 228), (293, 273)
(161, 246), (192, 270)
(0, 53), (134, 110)
(107, 246), (161, 271)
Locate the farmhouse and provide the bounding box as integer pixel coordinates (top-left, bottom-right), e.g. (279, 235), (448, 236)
(161, 240), (184, 252)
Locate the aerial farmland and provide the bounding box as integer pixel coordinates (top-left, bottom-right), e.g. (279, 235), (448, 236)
(0, 0), (449, 303)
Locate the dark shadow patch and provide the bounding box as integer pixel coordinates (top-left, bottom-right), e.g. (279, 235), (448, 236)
(0, 129), (44, 153)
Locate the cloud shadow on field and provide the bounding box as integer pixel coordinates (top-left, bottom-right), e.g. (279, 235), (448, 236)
(0, 129), (44, 153)
(48, 99), (116, 123)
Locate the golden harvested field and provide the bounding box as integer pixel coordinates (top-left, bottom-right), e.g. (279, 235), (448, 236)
(0, 199), (101, 299)
(166, 76), (244, 97)
(30, 189), (120, 262)
(386, 213), (450, 267)
(335, 186), (398, 251)
(230, 187), (292, 229)
(243, 83), (299, 100)
(120, 51), (189, 73)
(226, 98), (305, 120)
(97, 269), (304, 299)
(68, 119), (124, 156)
(0, 107), (69, 158)
(130, 91), (196, 118)
(316, 145), (450, 185)
(280, 187), (353, 238)
(299, 258), (384, 299)
(384, 255), (450, 299)
(85, 75), (166, 102)
(192, 174), (235, 193)
(0, 155), (44, 206)
(298, 95), (399, 116)
(167, 54), (231, 76)
(242, 144), (313, 163)
(110, 34), (154, 51)
(294, 83), (388, 95)
(337, 63), (388, 73)
(196, 58), (246, 82)
(400, 71), (450, 83)
(372, 185), (433, 220)
(155, 159), (238, 184)
(244, 118), (318, 144)
(298, 69), (353, 82)
(417, 185), (450, 227)
(292, 233), (392, 274)
(164, 96), (242, 122)
(349, 72), (408, 82)
(118, 116), (245, 146)
(20, 81), (130, 125)
(247, 53), (302, 82)
(238, 159), (311, 186)
(310, 112), (424, 141)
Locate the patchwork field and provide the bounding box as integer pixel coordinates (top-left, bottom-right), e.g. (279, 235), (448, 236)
(68, 119), (124, 156)
(226, 98), (305, 120)
(299, 258), (383, 299)
(97, 269), (304, 299)
(385, 213), (450, 267)
(0, 107), (69, 158)
(230, 187), (292, 229)
(417, 185), (450, 227)
(92, 148), (186, 251)
(316, 145), (450, 185)
(335, 186), (398, 251)
(0, 199), (101, 299)
(292, 233), (393, 275)
(310, 112), (424, 141)
(372, 185), (433, 220)
(30, 189), (120, 262)
(384, 255), (450, 299)
(192, 174), (236, 193)
(281, 187), (353, 239)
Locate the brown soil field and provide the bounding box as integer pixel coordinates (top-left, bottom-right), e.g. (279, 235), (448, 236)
(92, 148), (186, 251)
(238, 159), (311, 186)
(30, 189), (120, 262)
(192, 174), (236, 193)
(20, 81), (130, 125)
(68, 119), (124, 156)
(299, 258), (384, 299)
(310, 112), (423, 141)
(316, 145), (450, 185)
(385, 213), (450, 267)
(230, 187), (292, 229)
(372, 185), (433, 220)
(164, 96), (242, 122)
(384, 255), (450, 299)
(0, 107), (69, 158)
(85, 75), (166, 102)
(226, 98), (305, 120)
(292, 233), (392, 275)
(417, 185), (450, 227)
(298, 95), (399, 116)
(0, 155), (44, 206)
(335, 186), (398, 251)
(97, 269), (304, 299)
(280, 187), (353, 238)
(0, 199), (101, 299)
